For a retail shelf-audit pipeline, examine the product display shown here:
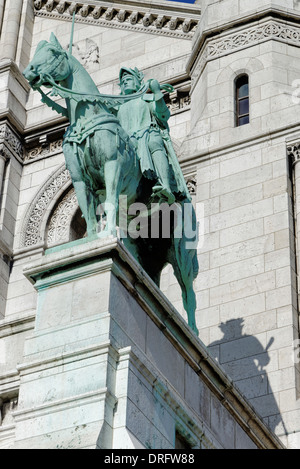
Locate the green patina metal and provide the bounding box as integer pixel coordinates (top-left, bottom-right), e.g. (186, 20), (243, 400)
(23, 32), (199, 335)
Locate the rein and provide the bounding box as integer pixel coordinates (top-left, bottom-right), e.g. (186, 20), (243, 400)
(37, 75), (174, 118)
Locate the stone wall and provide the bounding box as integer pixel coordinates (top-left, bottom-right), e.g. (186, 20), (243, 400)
(181, 0), (300, 448)
(1, 0), (300, 449)
(11, 237), (282, 449)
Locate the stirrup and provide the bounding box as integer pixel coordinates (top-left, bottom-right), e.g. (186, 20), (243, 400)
(151, 185), (175, 204)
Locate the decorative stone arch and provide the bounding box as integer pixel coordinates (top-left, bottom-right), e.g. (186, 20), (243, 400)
(213, 57), (264, 127)
(21, 164), (74, 249)
(216, 56), (264, 86)
(215, 58), (264, 104)
(46, 187), (86, 247)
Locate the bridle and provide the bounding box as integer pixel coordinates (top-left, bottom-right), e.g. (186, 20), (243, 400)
(36, 73), (153, 118)
(34, 52), (173, 117)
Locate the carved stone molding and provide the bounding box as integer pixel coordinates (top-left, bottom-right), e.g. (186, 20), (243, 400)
(0, 396), (18, 427)
(190, 18), (300, 90)
(24, 139), (63, 163)
(34, 0), (199, 40)
(64, 39), (100, 71)
(46, 187), (78, 246)
(185, 175), (196, 196)
(287, 141), (300, 165)
(22, 165), (71, 247)
(165, 87), (191, 115)
(0, 122), (23, 162)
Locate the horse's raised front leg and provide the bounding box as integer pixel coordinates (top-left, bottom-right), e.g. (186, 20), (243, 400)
(63, 143), (98, 237)
(74, 180), (98, 237)
(98, 159), (123, 238)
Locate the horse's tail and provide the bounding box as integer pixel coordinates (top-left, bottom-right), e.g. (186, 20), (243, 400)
(170, 198), (199, 290)
(190, 201), (199, 280)
(169, 199), (198, 333)
(172, 198), (198, 273)
(192, 246), (199, 279)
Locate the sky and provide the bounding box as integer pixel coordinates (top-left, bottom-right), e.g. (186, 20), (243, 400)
(167, 0), (196, 3)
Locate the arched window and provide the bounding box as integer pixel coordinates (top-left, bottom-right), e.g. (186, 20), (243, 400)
(235, 74), (249, 126)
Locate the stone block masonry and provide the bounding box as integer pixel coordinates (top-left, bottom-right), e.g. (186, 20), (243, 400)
(2, 0), (300, 450)
(10, 236), (283, 449)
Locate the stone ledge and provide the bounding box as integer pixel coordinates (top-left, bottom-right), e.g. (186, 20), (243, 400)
(13, 387), (116, 422)
(0, 424), (15, 449)
(0, 370), (20, 401)
(188, 9), (300, 91)
(17, 339), (112, 373)
(33, 0), (200, 40)
(0, 313), (35, 340)
(0, 61), (30, 135)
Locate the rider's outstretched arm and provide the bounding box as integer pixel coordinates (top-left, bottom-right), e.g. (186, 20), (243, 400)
(148, 79), (170, 127)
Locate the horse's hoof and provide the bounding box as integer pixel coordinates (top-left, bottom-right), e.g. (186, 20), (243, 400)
(190, 324), (199, 336)
(151, 186), (175, 205)
(97, 230), (110, 239)
(97, 229), (117, 239)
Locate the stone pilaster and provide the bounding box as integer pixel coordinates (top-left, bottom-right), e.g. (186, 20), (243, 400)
(0, 154), (6, 198)
(0, 121), (23, 247)
(0, 121), (23, 318)
(0, 0), (23, 62)
(288, 141), (300, 306)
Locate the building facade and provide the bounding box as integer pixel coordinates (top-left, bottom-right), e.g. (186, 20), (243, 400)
(0, 0), (299, 449)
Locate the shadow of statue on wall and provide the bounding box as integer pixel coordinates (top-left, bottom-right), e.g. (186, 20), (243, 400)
(208, 318), (288, 437)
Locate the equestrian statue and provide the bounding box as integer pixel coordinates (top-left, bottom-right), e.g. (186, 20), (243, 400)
(23, 30), (199, 335)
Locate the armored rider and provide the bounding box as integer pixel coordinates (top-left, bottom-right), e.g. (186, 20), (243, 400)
(117, 67), (189, 205)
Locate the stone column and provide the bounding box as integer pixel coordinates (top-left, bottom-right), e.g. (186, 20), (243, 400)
(0, 150), (7, 318)
(0, 153), (6, 197)
(0, 0), (23, 61)
(0, 122), (22, 318)
(288, 142), (300, 302)
(0, 0), (5, 35)
(0, 150), (8, 319)
(0, 240), (9, 319)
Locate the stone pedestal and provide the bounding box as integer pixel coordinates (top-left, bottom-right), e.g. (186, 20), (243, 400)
(13, 237), (284, 449)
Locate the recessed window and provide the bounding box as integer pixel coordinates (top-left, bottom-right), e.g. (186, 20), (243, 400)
(235, 74), (249, 127)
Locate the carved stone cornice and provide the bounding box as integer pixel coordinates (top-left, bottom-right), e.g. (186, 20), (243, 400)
(33, 0), (200, 39)
(24, 139), (63, 163)
(287, 141), (300, 166)
(165, 85), (191, 115)
(189, 16), (300, 91)
(0, 122), (23, 162)
(185, 175), (196, 197)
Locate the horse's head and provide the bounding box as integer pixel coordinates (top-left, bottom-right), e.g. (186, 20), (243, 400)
(23, 33), (71, 90)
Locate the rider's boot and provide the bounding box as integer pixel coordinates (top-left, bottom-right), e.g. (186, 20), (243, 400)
(151, 149), (175, 204)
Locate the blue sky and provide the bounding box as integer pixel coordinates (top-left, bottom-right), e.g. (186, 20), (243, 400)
(167, 0), (196, 3)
